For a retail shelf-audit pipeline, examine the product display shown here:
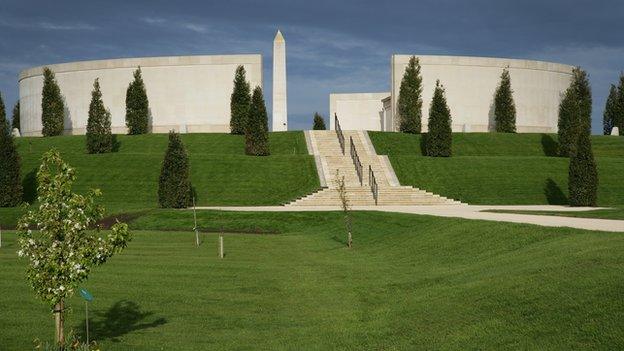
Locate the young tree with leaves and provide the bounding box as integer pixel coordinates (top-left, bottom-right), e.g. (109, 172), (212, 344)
(11, 101), (20, 131)
(245, 86), (270, 156)
(86, 78), (113, 154)
(425, 80), (453, 157)
(494, 68), (517, 133)
(312, 112), (326, 130)
(335, 170), (352, 248)
(0, 92), (22, 206)
(41, 67), (65, 136)
(568, 131), (598, 206)
(558, 67), (592, 157)
(397, 56), (423, 133)
(125, 67), (149, 135)
(230, 65), (251, 134)
(17, 150), (131, 347)
(158, 131), (192, 208)
(603, 85), (617, 135)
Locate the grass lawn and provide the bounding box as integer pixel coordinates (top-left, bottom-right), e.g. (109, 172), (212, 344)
(2, 211), (624, 349)
(484, 207), (624, 220)
(369, 132), (624, 206)
(0, 132), (319, 228)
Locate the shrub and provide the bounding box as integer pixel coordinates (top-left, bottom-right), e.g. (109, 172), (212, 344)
(230, 65), (251, 134)
(425, 80), (452, 157)
(158, 131), (192, 208)
(11, 101), (19, 131)
(86, 79), (113, 154)
(397, 56), (423, 133)
(0, 92), (22, 206)
(41, 67), (65, 136)
(568, 131), (598, 206)
(494, 68), (517, 133)
(245, 86), (270, 156)
(558, 67), (591, 157)
(603, 85), (617, 135)
(313, 112), (326, 130)
(125, 67), (149, 135)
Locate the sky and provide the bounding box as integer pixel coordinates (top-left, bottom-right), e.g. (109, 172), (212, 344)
(0, 0), (622, 133)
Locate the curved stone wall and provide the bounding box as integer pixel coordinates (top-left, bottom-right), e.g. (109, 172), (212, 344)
(391, 55), (575, 133)
(18, 54), (263, 136)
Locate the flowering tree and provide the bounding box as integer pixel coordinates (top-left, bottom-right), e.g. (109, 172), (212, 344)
(17, 150), (131, 347)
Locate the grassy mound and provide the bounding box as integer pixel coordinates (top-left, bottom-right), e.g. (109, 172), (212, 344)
(1, 211), (623, 349)
(369, 132), (624, 205)
(0, 132), (319, 226)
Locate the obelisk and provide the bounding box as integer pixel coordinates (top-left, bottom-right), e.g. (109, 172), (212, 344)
(272, 30), (287, 131)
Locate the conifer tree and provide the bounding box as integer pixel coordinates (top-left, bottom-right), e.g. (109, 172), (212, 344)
(568, 131), (598, 206)
(312, 112), (326, 130)
(86, 79), (113, 154)
(494, 68), (517, 133)
(616, 73), (624, 135)
(125, 67), (149, 135)
(425, 80), (452, 157)
(0, 92), (23, 206)
(158, 131), (192, 208)
(558, 67), (591, 157)
(397, 56), (423, 133)
(11, 101), (20, 131)
(603, 84), (617, 135)
(230, 65), (251, 134)
(245, 86), (270, 156)
(41, 67), (65, 136)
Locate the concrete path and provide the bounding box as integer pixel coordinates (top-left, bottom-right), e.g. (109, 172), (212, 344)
(194, 204), (624, 233)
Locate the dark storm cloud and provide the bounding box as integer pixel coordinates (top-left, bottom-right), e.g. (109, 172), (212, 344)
(0, 0), (622, 131)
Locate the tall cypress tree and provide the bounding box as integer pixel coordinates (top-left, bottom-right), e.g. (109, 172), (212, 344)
(494, 68), (517, 133)
(397, 56), (423, 133)
(425, 80), (452, 157)
(558, 67), (591, 157)
(0, 92), (22, 206)
(568, 131), (598, 206)
(603, 84), (617, 135)
(41, 67), (65, 136)
(245, 86), (270, 156)
(230, 65), (251, 134)
(11, 101), (20, 131)
(616, 73), (624, 135)
(158, 131), (192, 208)
(312, 112), (326, 130)
(125, 67), (149, 135)
(86, 79), (113, 154)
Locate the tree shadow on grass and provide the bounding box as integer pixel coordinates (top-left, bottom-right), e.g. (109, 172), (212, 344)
(540, 134), (559, 157)
(544, 178), (568, 205)
(22, 167), (38, 203)
(79, 300), (166, 343)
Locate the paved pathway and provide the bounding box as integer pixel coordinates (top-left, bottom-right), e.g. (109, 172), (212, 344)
(194, 204), (624, 232)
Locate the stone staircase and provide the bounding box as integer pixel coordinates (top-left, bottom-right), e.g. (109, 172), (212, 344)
(286, 130), (461, 207)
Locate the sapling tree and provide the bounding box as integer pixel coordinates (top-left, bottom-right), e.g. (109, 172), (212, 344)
(425, 80), (453, 157)
(335, 170), (352, 248)
(86, 78), (113, 154)
(11, 101), (20, 131)
(312, 112), (326, 130)
(158, 131), (192, 208)
(125, 67), (149, 135)
(245, 86), (270, 156)
(603, 85), (617, 135)
(17, 150), (131, 347)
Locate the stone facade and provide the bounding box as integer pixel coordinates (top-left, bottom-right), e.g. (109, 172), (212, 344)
(18, 54), (263, 136)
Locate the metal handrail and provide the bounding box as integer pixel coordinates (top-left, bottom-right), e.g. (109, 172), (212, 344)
(350, 136), (363, 186)
(369, 165), (378, 205)
(335, 113), (345, 155)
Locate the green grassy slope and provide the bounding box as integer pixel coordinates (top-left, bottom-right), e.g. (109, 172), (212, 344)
(1, 211), (623, 349)
(0, 132), (319, 226)
(369, 132), (624, 205)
